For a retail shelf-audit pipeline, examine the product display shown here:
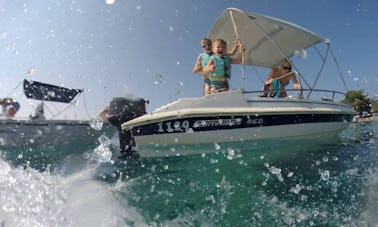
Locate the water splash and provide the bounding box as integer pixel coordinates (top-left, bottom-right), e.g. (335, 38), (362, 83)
(0, 159), (67, 226)
(27, 67), (37, 76)
(89, 117), (104, 131)
(91, 135), (112, 163)
(226, 148), (235, 160)
(319, 169), (330, 181)
(105, 0), (116, 5)
(294, 48), (307, 59)
(153, 73), (164, 85)
(269, 166), (284, 182)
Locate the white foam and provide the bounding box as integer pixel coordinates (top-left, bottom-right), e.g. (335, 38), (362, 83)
(0, 158), (147, 226)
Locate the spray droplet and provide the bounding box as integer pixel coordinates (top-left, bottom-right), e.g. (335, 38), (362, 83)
(105, 0), (116, 5)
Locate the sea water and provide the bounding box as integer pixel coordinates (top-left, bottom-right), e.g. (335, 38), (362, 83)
(0, 121), (377, 226)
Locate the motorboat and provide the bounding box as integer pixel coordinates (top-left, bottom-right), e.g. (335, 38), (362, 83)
(120, 90), (354, 157)
(110, 8), (356, 158)
(0, 79), (115, 150)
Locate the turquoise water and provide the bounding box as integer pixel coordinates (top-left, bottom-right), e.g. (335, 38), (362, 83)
(0, 122), (377, 226)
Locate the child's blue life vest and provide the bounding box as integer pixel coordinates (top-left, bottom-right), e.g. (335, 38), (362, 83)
(209, 55), (232, 81)
(199, 52), (213, 69)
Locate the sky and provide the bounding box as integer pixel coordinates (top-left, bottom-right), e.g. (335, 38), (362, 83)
(0, 0), (377, 120)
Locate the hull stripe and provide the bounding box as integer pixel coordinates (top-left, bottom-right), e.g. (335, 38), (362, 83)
(130, 113), (353, 136)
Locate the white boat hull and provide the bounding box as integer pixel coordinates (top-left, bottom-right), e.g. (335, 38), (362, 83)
(133, 122), (350, 157)
(122, 90), (355, 158)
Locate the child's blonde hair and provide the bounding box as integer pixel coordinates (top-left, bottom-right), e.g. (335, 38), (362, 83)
(213, 38), (227, 47)
(200, 37), (212, 46)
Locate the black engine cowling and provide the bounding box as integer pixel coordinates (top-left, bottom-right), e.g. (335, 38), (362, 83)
(107, 97), (147, 156)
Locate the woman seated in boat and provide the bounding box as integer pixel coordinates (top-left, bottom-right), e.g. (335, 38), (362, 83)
(262, 59), (301, 98)
(0, 97), (20, 117)
(204, 38), (245, 93)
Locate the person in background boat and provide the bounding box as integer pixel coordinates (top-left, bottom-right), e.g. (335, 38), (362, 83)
(204, 38), (245, 93)
(0, 97), (20, 117)
(262, 59), (301, 98)
(29, 102), (45, 120)
(192, 38), (242, 95)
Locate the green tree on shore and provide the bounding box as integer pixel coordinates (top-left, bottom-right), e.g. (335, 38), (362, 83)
(341, 90), (372, 116)
(372, 98), (378, 113)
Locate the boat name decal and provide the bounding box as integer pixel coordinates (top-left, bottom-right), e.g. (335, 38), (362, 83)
(246, 118), (264, 125)
(193, 118), (242, 128)
(155, 117), (264, 133)
(157, 120), (190, 133)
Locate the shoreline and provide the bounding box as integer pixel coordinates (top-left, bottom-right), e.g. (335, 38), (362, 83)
(357, 114), (378, 123)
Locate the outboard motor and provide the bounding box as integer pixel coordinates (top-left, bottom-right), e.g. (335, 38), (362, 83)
(107, 97), (147, 156)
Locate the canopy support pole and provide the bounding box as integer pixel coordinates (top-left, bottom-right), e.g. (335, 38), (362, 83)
(250, 20), (312, 91)
(329, 45), (348, 91)
(229, 9), (246, 80)
(307, 43), (330, 98)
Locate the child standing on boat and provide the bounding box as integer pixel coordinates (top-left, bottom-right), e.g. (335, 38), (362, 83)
(204, 38), (245, 93)
(192, 38), (242, 95)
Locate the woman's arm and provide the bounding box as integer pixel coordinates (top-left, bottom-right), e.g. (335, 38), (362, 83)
(265, 68), (279, 85)
(291, 74), (301, 89)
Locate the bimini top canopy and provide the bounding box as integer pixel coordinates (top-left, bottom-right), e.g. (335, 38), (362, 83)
(23, 79), (83, 103)
(208, 8), (325, 68)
